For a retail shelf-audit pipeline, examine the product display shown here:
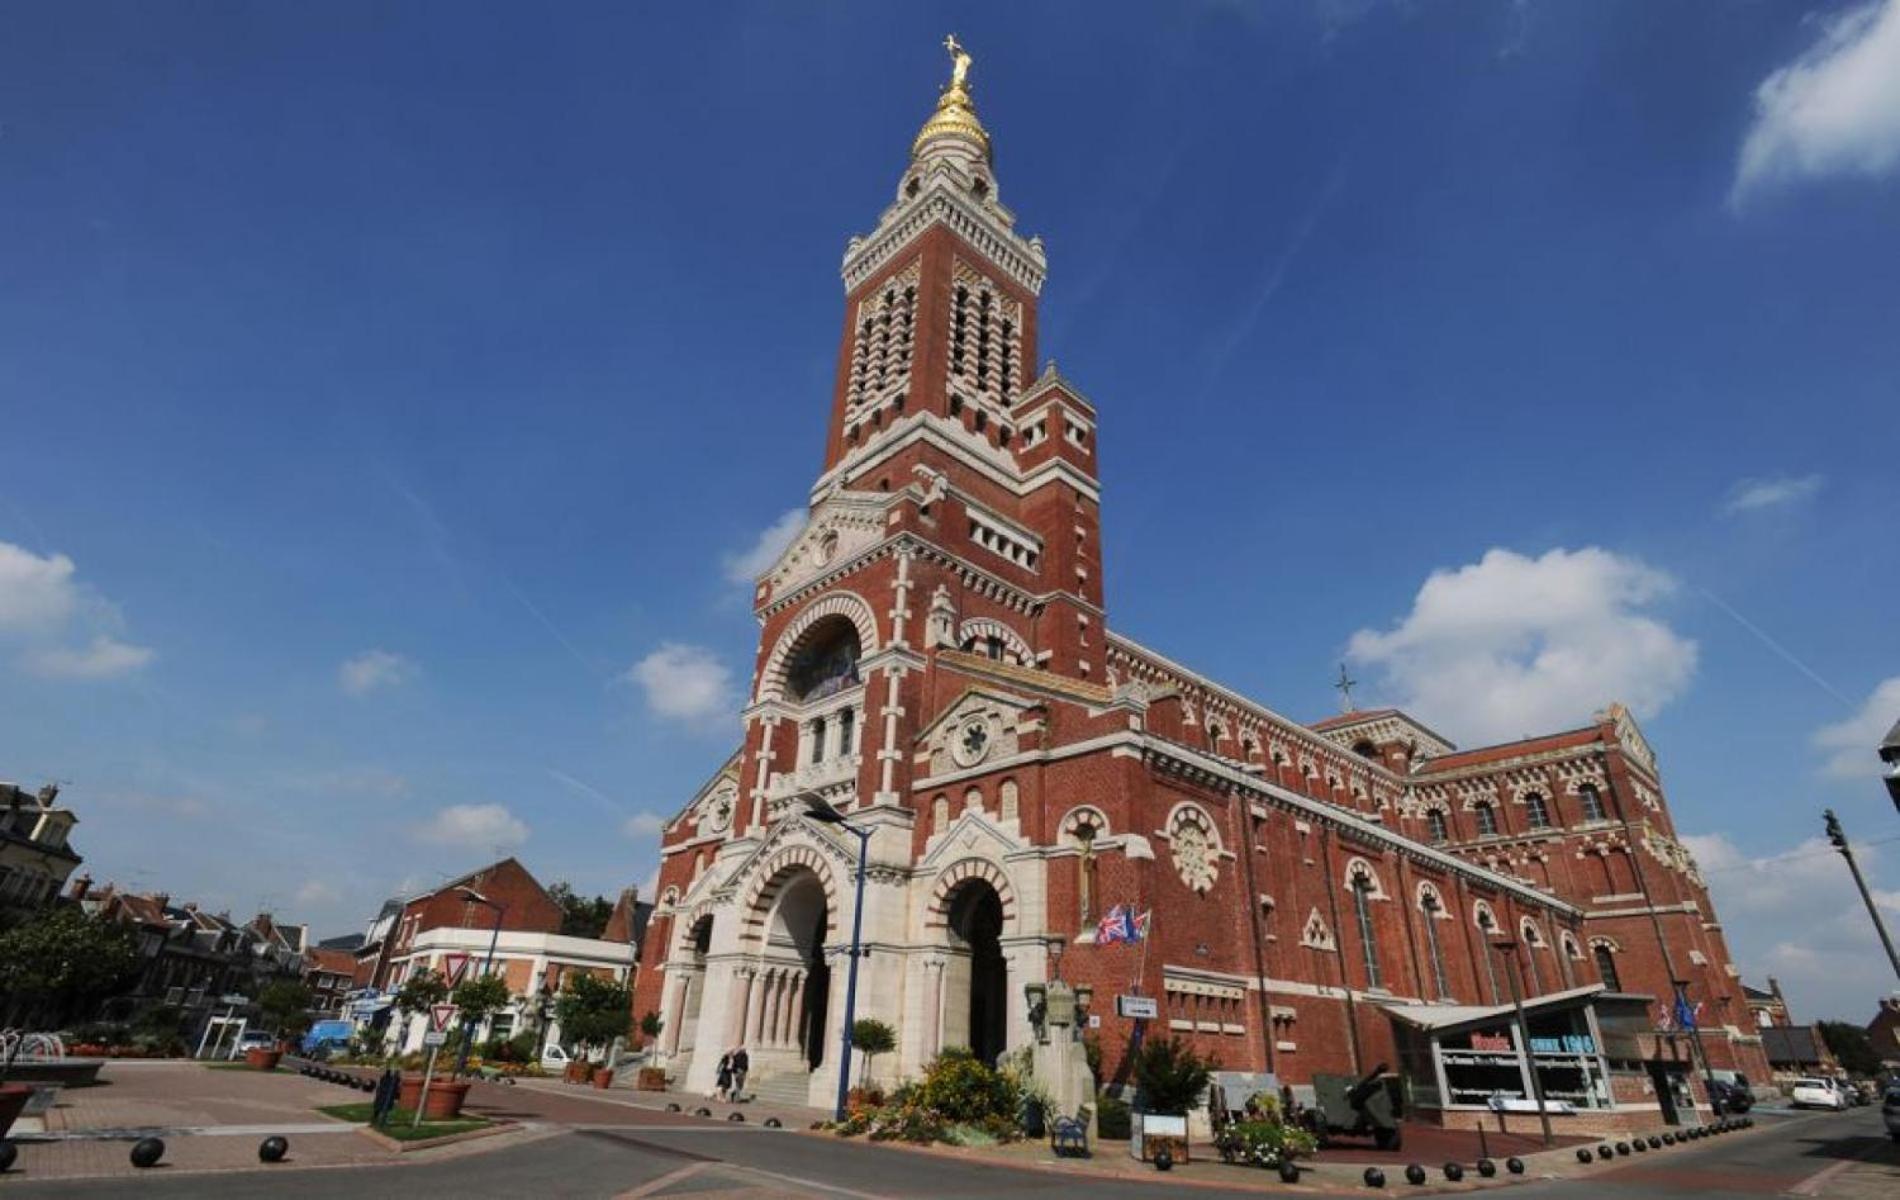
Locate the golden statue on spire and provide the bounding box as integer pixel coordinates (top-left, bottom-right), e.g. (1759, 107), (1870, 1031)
(944, 34), (972, 91)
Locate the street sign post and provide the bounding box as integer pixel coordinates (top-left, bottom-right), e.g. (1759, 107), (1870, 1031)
(413, 1004), (459, 1128)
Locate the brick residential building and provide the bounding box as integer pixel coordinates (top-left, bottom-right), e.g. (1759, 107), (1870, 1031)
(0, 781), (83, 919)
(351, 859), (641, 1054)
(631, 43), (1764, 1134)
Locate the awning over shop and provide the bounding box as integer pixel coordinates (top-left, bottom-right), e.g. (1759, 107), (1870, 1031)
(1379, 983), (1607, 1034)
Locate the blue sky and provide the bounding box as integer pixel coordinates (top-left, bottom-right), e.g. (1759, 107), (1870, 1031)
(2, 2), (1896, 1017)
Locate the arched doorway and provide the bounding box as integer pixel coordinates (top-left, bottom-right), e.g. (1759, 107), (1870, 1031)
(944, 881), (1007, 1065)
(679, 914), (713, 1056)
(765, 872), (831, 1071)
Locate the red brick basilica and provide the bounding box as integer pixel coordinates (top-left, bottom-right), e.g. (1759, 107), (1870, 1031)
(632, 40), (1766, 1131)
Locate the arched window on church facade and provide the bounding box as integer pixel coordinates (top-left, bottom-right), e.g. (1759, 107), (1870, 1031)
(1524, 792), (1551, 829)
(1474, 800), (1499, 838)
(1578, 783), (1607, 823)
(1418, 884), (1452, 1001)
(1593, 940), (1623, 992)
(1426, 809), (1450, 844)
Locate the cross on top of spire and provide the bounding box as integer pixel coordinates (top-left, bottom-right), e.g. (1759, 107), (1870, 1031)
(1334, 663), (1358, 713)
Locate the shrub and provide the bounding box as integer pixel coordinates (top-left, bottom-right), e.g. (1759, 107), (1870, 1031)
(1134, 1037), (1215, 1115)
(1096, 1092), (1132, 1139)
(915, 1049), (1019, 1124)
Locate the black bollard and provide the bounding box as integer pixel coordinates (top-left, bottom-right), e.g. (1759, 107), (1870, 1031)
(1615, 1141), (1630, 1156)
(1648, 1135), (1662, 1149)
(1576, 1148), (1594, 1164)
(764, 1117), (782, 1128)
(1477, 1158), (1497, 1176)
(728, 1112), (745, 1122)
(1278, 1160), (1300, 1183)
(666, 1102), (681, 1112)
(1363, 1166), (1386, 1188)
(1153, 1147), (1173, 1172)
(1632, 1139), (1647, 1152)
(694, 1107), (712, 1118)
(1404, 1163), (1427, 1185)
(1443, 1162), (1464, 1182)
(258, 1136), (288, 1163)
(1506, 1156), (1525, 1175)
(1596, 1145), (1614, 1161)
(130, 1137), (165, 1169)
(1662, 1132), (1676, 1145)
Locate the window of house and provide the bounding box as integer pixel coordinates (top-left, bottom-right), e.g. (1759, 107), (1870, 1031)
(1525, 793), (1550, 829)
(1476, 908), (1502, 1003)
(810, 717), (827, 764)
(1474, 801), (1499, 837)
(838, 706), (856, 757)
(1427, 809), (1450, 844)
(1578, 784), (1607, 823)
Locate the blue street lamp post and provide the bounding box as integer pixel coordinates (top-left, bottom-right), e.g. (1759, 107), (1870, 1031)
(804, 797), (871, 1122)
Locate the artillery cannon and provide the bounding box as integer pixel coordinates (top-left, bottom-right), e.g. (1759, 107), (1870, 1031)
(1304, 1063), (1403, 1150)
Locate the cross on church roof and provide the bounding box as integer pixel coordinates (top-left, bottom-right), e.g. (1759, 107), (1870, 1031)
(1334, 663), (1357, 713)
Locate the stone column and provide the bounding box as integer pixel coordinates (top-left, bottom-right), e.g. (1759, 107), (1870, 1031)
(661, 971), (690, 1056)
(727, 968), (755, 1047)
(763, 972), (784, 1048)
(745, 967), (768, 1045)
(923, 958), (945, 1061)
(786, 971), (807, 1051)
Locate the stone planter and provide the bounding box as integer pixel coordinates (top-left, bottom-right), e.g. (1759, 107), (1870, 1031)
(244, 1047), (283, 1071)
(635, 1067), (667, 1092)
(591, 1068), (615, 1090)
(421, 1079), (471, 1119)
(0, 1084), (31, 1139)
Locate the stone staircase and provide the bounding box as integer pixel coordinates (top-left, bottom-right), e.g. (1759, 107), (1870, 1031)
(741, 1071), (815, 1108)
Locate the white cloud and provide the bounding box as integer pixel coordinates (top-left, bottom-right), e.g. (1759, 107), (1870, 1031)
(0, 540), (153, 679)
(624, 643), (736, 724)
(25, 634), (154, 679)
(1721, 473), (1824, 515)
(1685, 830), (1899, 1019)
(338, 649), (416, 696)
(295, 879), (342, 907)
(0, 542), (79, 633)
(622, 812), (666, 840)
(1813, 675), (1900, 780)
(1732, 0), (1900, 203)
(413, 803), (529, 850)
(1347, 547), (1697, 746)
(722, 508), (806, 585)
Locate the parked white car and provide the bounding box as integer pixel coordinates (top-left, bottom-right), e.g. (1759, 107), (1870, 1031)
(1790, 1077), (1848, 1111)
(540, 1043), (573, 1073)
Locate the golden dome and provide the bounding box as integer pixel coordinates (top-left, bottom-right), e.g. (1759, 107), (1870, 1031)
(912, 35), (991, 162)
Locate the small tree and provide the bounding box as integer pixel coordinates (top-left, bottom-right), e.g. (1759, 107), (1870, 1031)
(1134, 1037), (1216, 1115)
(1818, 1020), (1882, 1077)
(638, 1010), (664, 1044)
(0, 906), (143, 1030)
(257, 979), (314, 1037)
(451, 974), (513, 1035)
(393, 968), (449, 1018)
(554, 972), (632, 1055)
(851, 1018), (895, 1086)
(547, 882), (615, 940)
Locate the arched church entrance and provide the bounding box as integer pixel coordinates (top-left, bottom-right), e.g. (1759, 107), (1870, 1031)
(762, 870), (831, 1071)
(943, 880), (1007, 1065)
(679, 913), (713, 1056)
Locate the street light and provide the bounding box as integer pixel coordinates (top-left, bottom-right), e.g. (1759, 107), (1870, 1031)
(803, 795), (872, 1123)
(1879, 717), (1900, 814)
(1488, 938), (1553, 1149)
(453, 887), (507, 1077)
(1823, 810), (1900, 981)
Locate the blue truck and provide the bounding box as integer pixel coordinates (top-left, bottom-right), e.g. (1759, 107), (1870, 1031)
(301, 1020), (354, 1057)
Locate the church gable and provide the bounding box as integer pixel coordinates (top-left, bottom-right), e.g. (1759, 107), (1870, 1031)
(1598, 702), (1658, 774)
(762, 493), (891, 600)
(668, 752), (743, 841)
(916, 686), (1042, 777)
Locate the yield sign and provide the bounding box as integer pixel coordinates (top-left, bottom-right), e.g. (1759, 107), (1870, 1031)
(442, 953), (472, 988)
(429, 1003), (459, 1033)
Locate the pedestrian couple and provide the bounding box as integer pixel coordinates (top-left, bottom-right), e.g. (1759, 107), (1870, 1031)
(715, 1045), (749, 1102)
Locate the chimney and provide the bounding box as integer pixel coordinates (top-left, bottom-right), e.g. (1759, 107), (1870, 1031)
(69, 874), (92, 901)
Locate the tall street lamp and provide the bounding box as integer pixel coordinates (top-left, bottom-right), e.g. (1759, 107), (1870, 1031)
(1488, 937), (1554, 1148)
(803, 795), (872, 1123)
(1879, 718), (1900, 815)
(454, 886), (507, 1077)
(1824, 809), (1900, 981)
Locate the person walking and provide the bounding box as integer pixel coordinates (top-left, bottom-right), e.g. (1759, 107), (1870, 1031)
(729, 1045), (749, 1103)
(714, 1049), (733, 1102)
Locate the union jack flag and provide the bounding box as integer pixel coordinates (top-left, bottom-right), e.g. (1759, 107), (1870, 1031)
(1096, 904), (1150, 945)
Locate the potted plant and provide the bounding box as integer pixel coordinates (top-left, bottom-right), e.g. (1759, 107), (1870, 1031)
(554, 973), (632, 1087)
(1132, 1037), (1214, 1164)
(848, 1018), (895, 1107)
(253, 980), (313, 1070)
(635, 1012), (667, 1090)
